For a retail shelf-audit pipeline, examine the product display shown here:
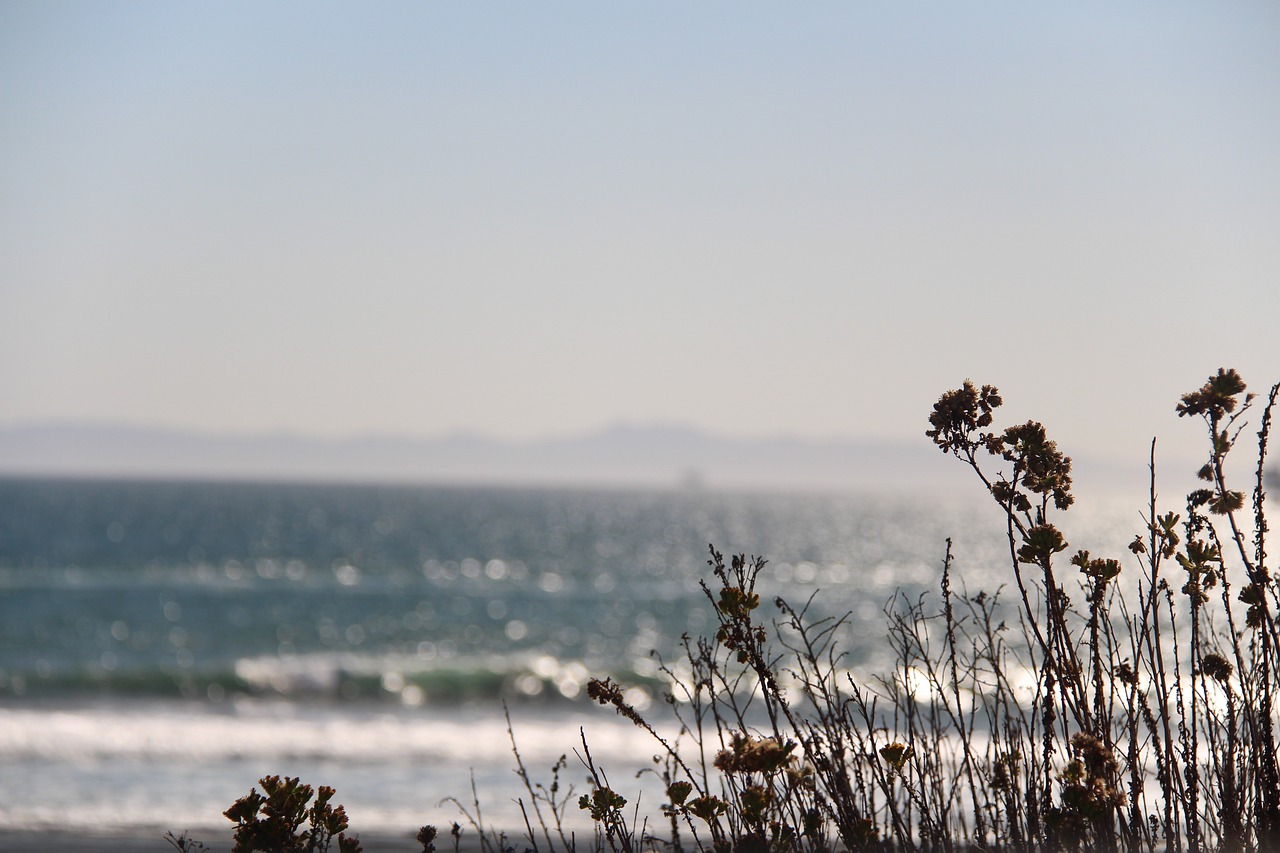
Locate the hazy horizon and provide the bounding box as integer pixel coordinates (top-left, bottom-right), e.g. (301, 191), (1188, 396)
(3, 415), (1227, 502)
(3, 2), (1278, 470)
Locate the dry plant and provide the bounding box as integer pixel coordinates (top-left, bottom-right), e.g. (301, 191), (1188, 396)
(177, 368), (1277, 853)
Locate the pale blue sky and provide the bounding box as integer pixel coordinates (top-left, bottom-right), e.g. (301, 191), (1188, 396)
(2, 1), (1277, 467)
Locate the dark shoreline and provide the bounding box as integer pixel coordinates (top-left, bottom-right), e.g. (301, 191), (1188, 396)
(0, 830), (438, 853)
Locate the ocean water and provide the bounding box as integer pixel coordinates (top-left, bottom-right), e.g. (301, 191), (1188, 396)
(0, 477), (1133, 838)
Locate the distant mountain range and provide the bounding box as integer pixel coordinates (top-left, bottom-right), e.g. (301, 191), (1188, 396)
(0, 421), (989, 493)
(3, 421), (1268, 499)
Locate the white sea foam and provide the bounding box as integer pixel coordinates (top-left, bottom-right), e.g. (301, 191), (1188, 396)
(0, 699), (669, 833)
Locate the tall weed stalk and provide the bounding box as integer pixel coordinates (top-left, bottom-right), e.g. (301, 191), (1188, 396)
(191, 369), (1278, 853)
(566, 369), (1275, 853)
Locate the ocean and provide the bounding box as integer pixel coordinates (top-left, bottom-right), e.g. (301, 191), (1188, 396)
(0, 477), (1134, 840)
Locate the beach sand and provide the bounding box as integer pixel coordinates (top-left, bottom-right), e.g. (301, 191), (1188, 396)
(0, 830), (435, 852)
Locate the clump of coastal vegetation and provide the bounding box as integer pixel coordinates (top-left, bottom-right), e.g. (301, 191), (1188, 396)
(175, 368), (1276, 853)
(166, 775), (364, 853)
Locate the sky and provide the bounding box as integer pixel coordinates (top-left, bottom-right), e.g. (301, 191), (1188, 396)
(2, 1), (1278, 472)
